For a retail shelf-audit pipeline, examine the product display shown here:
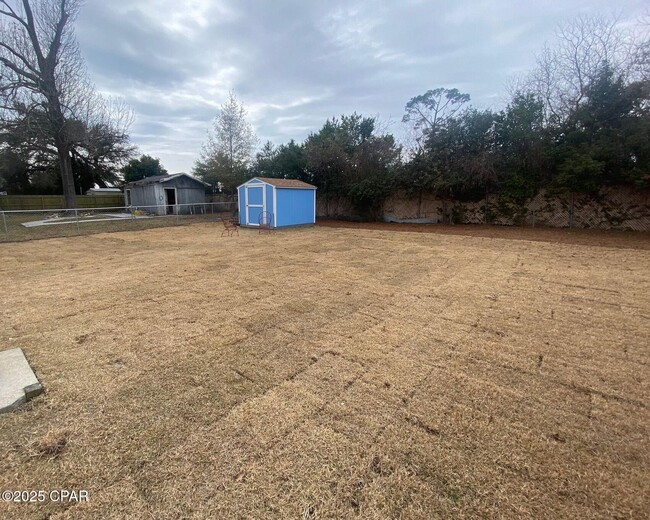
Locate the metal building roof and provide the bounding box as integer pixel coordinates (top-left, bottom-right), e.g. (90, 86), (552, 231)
(125, 173), (210, 187)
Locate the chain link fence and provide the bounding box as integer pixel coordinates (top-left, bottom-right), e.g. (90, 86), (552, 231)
(0, 202), (238, 242)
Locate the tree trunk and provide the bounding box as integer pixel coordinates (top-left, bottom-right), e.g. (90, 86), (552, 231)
(56, 141), (77, 209)
(48, 78), (77, 208)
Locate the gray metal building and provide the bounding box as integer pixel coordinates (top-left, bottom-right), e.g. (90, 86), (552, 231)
(124, 173), (209, 215)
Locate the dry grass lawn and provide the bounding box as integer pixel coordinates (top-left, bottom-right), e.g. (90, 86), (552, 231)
(0, 223), (648, 519)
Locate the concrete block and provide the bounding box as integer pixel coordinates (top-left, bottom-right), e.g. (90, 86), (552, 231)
(0, 348), (43, 413)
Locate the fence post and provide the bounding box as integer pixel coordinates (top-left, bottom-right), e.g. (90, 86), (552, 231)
(1, 211), (7, 237)
(531, 209), (536, 228)
(569, 192), (574, 228)
(74, 208), (80, 234)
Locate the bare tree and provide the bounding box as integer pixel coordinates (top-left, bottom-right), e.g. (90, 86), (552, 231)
(527, 14), (644, 124)
(630, 10), (650, 82)
(72, 96), (135, 185)
(194, 91), (257, 192)
(204, 91), (257, 169)
(0, 0), (99, 207)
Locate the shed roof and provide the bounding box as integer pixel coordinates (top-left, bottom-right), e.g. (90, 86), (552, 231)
(125, 173), (210, 188)
(245, 177), (316, 189)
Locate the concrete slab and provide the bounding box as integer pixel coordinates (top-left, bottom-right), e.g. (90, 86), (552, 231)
(384, 216), (438, 224)
(0, 348), (43, 413)
(21, 213), (152, 228)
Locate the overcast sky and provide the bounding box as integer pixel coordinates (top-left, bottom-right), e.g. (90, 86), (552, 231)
(75, 0), (647, 173)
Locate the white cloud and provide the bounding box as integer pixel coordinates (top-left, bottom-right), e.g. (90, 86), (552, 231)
(75, 0), (648, 172)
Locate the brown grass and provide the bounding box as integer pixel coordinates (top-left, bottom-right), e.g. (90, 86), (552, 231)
(0, 223), (648, 519)
(317, 219), (650, 249)
(34, 429), (69, 457)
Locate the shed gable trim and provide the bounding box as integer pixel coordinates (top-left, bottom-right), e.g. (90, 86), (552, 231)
(237, 177), (316, 190)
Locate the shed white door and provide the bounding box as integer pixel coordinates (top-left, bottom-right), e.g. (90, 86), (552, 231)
(245, 185), (265, 226)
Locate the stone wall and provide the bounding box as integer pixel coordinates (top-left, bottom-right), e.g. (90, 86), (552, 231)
(317, 187), (650, 231)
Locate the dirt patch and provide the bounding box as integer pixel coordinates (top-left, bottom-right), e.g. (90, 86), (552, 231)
(318, 219), (650, 249)
(0, 223), (648, 518)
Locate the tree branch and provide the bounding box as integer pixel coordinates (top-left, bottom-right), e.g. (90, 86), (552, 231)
(0, 40), (38, 75)
(21, 0), (46, 66)
(0, 1), (29, 30)
(0, 55), (40, 84)
(46, 0), (69, 66)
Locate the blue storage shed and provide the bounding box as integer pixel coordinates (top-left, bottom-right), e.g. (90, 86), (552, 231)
(237, 177), (317, 228)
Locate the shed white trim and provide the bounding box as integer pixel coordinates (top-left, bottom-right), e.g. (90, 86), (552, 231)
(272, 186), (317, 190)
(263, 185), (266, 223)
(244, 185), (248, 225)
(244, 183), (265, 226)
(273, 186), (277, 227)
